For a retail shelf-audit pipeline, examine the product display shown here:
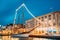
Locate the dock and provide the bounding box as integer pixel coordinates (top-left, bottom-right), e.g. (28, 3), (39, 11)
(29, 34), (60, 39)
(12, 34), (29, 38)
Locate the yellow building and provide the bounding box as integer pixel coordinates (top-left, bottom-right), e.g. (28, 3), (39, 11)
(26, 11), (60, 34)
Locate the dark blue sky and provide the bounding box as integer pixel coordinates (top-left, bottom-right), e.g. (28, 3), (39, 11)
(0, 0), (60, 26)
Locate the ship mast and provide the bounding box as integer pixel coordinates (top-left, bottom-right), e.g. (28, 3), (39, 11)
(18, 14), (20, 24)
(22, 7), (24, 28)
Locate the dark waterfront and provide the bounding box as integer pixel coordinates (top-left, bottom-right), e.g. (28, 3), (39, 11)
(0, 36), (60, 40)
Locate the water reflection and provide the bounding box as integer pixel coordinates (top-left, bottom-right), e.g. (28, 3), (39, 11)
(0, 36), (59, 40)
(1, 36), (19, 40)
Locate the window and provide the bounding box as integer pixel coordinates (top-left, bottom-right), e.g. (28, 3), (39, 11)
(53, 14), (55, 19)
(48, 15), (51, 20)
(45, 16), (47, 18)
(59, 30), (60, 34)
(53, 31), (56, 33)
(39, 18), (40, 19)
(39, 23), (40, 26)
(39, 23), (40, 24)
(36, 20), (37, 25)
(59, 23), (60, 26)
(49, 15), (51, 17)
(42, 31), (44, 33)
(53, 23), (56, 26)
(41, 17), (44, 21)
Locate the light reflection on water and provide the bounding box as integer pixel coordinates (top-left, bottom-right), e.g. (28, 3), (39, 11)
(0, 36), (58, 40)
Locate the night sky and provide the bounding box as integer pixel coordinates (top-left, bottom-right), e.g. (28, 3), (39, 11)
(0, 0), (60, 26)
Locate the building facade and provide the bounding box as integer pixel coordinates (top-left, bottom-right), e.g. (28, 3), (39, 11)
(26, 11), (60, 34)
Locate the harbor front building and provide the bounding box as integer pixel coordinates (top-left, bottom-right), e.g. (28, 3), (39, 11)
(26, 11), (60, 34)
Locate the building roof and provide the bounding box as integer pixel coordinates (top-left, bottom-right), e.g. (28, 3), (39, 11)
(26, 11), (60, 21)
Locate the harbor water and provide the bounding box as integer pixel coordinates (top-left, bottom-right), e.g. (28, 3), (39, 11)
(0, 36), (59, 40)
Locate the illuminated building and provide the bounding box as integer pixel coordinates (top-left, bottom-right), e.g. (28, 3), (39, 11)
(26, 11), (60, 34)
